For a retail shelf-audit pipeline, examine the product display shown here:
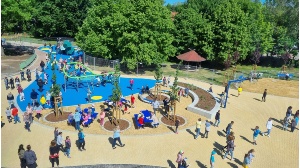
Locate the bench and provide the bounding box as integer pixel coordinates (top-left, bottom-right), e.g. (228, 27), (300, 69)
(277, 73), (294, 79)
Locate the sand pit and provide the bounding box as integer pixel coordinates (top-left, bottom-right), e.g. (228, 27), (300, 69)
(241, 78), (299, 98)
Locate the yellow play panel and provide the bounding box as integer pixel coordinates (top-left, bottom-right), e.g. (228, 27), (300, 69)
(91, 96), (102, 100)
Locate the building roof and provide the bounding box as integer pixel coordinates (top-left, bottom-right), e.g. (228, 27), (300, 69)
(176, 50), (206, 62)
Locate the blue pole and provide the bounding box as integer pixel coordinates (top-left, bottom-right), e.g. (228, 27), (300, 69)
(223, 77), (247, 108)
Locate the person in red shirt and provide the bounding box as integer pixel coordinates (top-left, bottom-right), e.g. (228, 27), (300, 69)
(11, 105), (21, 124)
(138, 116), (144, 129)
(130, 94), (135, 108)
(129, 79), (134, 90)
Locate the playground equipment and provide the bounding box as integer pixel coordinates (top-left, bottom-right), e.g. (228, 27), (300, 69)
(62, 40), (74, 55)
(62, 62), (117, 92)
(223, 75), (248, 108)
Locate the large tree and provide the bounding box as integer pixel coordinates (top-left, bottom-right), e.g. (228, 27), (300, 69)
(76, 0), (176, 70)
(30, 0), (90, 37)
(173, 8), (214, 59)
(1, 0), (34, 34)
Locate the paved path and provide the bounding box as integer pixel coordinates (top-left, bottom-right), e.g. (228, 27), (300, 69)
(1, 74), (298, 167)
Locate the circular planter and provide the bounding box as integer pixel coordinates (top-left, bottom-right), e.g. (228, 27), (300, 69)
(43, 111), (71, 123)
(159, 115), (187, 127)
(102, 118), (131, 132)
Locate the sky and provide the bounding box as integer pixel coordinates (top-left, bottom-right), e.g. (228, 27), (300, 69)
(164, 0), (266, 5)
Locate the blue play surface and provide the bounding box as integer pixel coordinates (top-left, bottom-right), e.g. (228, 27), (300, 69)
(17, 45), (156, 112)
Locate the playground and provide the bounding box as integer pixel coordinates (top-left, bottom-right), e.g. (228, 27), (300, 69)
(16, 42), (156, 111)
(1, 41), (298, 168)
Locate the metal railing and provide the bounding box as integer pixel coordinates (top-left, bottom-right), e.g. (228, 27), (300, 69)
(19, 53), (36, 70)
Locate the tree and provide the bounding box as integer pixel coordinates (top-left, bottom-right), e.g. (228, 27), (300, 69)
(168, 62), (181, 121)
(76, 0), (176, 70)
(154, 64), (163, 98)
(1, 0), (34, 34)
(251, 46), (261, 71)
(173, 8), (214, 59)
(110, 64), (122, 122)
(30, 0), (90, 37)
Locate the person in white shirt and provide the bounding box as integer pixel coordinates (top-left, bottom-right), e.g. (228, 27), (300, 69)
(95, 76), (101, 86)
(263, 118), (273, 137)
(150, 112), (159, 128)
(152, 98), (160, 115)
(56, 132), (64, 151)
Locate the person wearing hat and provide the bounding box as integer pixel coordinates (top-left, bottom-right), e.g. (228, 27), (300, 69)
(176, 150), (184, 168)
(78, 129), (86, 151)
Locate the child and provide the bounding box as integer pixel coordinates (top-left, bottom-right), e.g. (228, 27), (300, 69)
(248, 149), (255, 163)
(5, 107), (12, 123)
(238, 86), (242, 97)
(123, 104), (129, 114)
(175, 118), (180, 134)
(40, 95), (46, 108)
(64, 136), (71, 158)
(253, 126), (260, 145)
(242, 153), (251, 168)
(20, 91), (25, 101)
(44, 73), (48, 84)
(54, 127), (59, 141)
(210, 150), (216, 168)
(130, 94), (135, 108)
(209, 84), (213, 92)
(46, 91), (51, 106)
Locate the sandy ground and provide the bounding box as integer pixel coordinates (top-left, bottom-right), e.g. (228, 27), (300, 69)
(1, 43), (299, 167)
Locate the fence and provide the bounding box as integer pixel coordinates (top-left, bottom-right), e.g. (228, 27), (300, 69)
(19, 53), (37, 70)
(84, 54), (120, 72)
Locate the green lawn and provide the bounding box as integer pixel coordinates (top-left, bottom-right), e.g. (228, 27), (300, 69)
(2, 35), (77, 45)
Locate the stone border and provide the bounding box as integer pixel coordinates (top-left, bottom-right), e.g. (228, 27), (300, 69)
(159, 114), (187, 127)
(43, 111), (70, 124)
(177, 84), (220, 120)
(101, 118), (131, 132)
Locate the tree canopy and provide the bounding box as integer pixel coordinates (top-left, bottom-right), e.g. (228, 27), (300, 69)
(76, 0), (176, 70)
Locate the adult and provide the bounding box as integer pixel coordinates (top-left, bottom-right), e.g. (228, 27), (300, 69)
(163, 76), (167, 86)
(209, 84), (213, 92)
(56, 132), (64, 151)
(64, 136), (71, 158)
(195, 118), (201, 139)
(214, 110), (220, 127)
(37, 78), (44, 92)
(202, 120), (211, 138)
(295, 110), (299, 119)
(223, 135), (235, 161)
(26, 103), (33, 124)
(4, 77), (9, 89)
(263, 118), (272, 137)
(242, 153), (251, 168)
(26, 69), (32, 81)
(222, 132), (235, 152)
(150, 112), (159, 128)
(129, 78), (134, 90)
(7, 92), (14, 105)
(282, 116), (289, 131)
(175, 118), (180, 134)
(30, 89), (39, 105)
(253, 126), (261, 145)
(210, 150), (217, 168)
(225, 121), (234, 137)
(99, 109), (105, 127)
(145, 85), (150, 94)
(18, 144), (26, 168)
(74, 110), (81, 130)
(54, 127), (59, 141)
(23, 112), (31, 132)
(184, 87), (189, 97)
(78, 129), (86, 151)
(131, 94), (135, 108)
(15, 76), (20, 87)
(76, 104), (82, 113)
(248, 149), (255, 163)
(291, 119), (296, 132)
(220, 92), (226, 108)
(176, 150), (184, 168)
(10, 77), (15, 89)
(12, 105), (21, 124)
(152, 98), (160, 115)
(262, 89), (267, 102)
(163, 98), (170, 113)
(17, 85), (23, 95)
(112, 126), (125, 149)
(49, 140), (60, 168)
(87, 88), (92, 103)
(5, 107), (12, 123)
(286, 106), (293, 119)
(167, 76), (171, 86)
(23, 145), (37, 168)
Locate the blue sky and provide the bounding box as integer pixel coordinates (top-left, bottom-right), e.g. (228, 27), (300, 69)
(164, 0), (265, 5)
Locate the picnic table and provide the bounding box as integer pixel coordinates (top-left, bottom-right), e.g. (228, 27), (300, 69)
(134, 110), (153, 128)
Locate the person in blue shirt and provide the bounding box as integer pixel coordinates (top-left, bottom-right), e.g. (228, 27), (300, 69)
(202, 120), (211, 138)
(242, 153), (251, 168)
(253, 126), (261, 145)
(184, 87), (189, 97)
(112, 126), (125, 149)
(210, 150), (216, 168)
(76, 104), (82, 113)
(78, 129), (86, 151)
(73, 110), (81, 130)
